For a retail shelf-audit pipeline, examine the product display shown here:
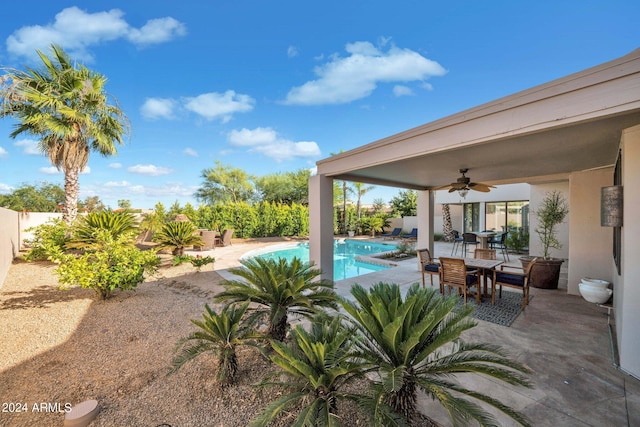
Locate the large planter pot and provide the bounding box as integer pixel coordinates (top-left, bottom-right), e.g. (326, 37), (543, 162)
(519, 256), (564, 289)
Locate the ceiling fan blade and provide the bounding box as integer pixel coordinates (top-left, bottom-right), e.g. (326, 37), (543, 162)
(448, 187), (457, 193)
(469, 183), (494, 192)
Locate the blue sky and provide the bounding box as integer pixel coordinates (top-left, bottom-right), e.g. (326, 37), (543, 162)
(0, 1), (638, 209)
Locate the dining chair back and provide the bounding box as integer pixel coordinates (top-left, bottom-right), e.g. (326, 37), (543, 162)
(492, 257), (537, 310)
(489, 232), (510, 261)
(462, 233), (479, 255)
(439, 257), (481, 305)
(417, 248), (440, 289)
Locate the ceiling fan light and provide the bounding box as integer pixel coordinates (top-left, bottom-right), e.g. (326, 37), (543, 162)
(458, 188), (469, 198)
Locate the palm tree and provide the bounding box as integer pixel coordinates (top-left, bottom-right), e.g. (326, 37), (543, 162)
(169, 302), (254, 387)
(215, 257), (337, 341)
(0, 44), (129, 224)
(67, 210), (139, 249)
(341, 283), (533, 426)
(352, 182), (375, 221)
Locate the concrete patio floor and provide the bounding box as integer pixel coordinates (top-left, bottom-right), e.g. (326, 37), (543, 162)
(199, 238), (639, 426)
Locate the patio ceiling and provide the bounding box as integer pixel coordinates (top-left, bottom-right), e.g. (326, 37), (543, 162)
(317, 49), (640, 189)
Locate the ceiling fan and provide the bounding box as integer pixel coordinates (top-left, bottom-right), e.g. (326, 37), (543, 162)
(436, 169), (495, 197)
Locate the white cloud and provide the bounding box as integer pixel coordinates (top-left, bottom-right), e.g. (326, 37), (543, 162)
(0, 147), (7, 158)
(127, 164), (172, 176)
(39, 165), (90, 174)
(227, 127), (321, 162)
(284, 40), (446, 105)
(140, 98), (176, 120)
(14, 139), (40, 155)
(104, 180), (131, 187)
(183, 91), (255, 123)
(287, 45), (299, 58)
(0, 183), (14, 194)
(183, 148), (198, 157)
(109, 162), (122, 169)
(127, 17), (186, 45)
(6, 7), (186, 61)
(393, 85), (414, 97)
(39, 166), (60, 174)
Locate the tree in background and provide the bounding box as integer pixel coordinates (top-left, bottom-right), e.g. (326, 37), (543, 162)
(254, 168), (310, 205)
(117, 199), (131, 210)
(390, 189), (417, 217)
(352, 181), (375, 221)
(0, 182), (64, 212)
(196, 160), (254, 205)
(0, 44), (129, 224)
(371, 197), (387, 214)
(78, 196), (106, 212)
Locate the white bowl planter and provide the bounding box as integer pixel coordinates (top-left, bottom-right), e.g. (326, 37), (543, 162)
(580, 277), (610, 289)
(579, 283), (612, 304)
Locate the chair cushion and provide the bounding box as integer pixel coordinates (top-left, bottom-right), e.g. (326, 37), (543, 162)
(495, 271), (525, 287)
(465, 274), (479, 286)
(424, 263), (439, 273)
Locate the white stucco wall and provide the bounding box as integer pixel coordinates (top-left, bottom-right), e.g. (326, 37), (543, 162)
(618, 124), (640, 379)
(0, 208), (20, 289)
(567, 169), (614, 296)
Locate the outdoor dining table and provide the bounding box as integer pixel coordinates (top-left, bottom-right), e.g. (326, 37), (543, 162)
(457, 257), (503, 300)
(472, 231), (496, 249)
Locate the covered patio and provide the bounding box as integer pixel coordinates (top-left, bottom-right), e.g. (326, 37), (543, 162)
(309, 47), (640, 386)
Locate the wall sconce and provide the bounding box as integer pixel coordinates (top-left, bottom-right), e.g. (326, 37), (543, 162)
(601, 186), (623, 227)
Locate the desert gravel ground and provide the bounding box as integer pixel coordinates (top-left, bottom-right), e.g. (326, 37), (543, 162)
(0, 251), (378, 427)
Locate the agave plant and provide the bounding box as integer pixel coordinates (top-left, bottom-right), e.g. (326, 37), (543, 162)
(169, 302), (255, 387)
(215, 257), (337, 341)
(251, 314), (400, 427)
(67, 210), (139, 249)
(341, 283), (533, 427)
(153, 220), (203, 256)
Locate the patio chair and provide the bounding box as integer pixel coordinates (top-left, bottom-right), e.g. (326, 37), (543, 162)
(462, 232), (479, 256)
(439, 257), (481, 305)
(219, 229), (234, 247)
(417, 248), (440, 289)
(381, 227), (402, 239)
(401, 228), (418, 240)
(451, 230), (464, 256)
(492, 257), (537, 310)
(489, 232), (510, 261)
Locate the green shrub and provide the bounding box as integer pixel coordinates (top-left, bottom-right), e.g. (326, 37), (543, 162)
(506, 229), (529, 254)
(172, 254), (194, 266)
(54, 231), (160, 300)
(23, 218), (69, 262)
(190, 255), (215, 272)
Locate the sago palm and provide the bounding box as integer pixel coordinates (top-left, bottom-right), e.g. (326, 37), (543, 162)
(341, 282), (533, 427)
(68, 210), (139, 249)
(169, 302), (254, 387)
(215, 257), (337, 341)
(0, 44), (129, 224)
(251, 314), (400, 427)
(153, 221), (203, 256)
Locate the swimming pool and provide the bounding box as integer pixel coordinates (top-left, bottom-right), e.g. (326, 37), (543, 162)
(246, 239), (399, 281)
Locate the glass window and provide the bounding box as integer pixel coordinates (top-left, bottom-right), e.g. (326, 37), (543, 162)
(485, 201), (529, 234)
(463, 203), (480, 232)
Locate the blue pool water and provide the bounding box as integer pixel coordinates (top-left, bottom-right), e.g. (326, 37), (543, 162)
(249, 239), (398, 281)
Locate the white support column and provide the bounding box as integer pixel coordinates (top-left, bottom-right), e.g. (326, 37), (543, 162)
(416, 190), (435, 255)
(309, 174), (334, 281)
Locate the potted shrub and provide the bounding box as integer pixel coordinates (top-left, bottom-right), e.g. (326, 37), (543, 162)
(520, 191), (569, 289)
